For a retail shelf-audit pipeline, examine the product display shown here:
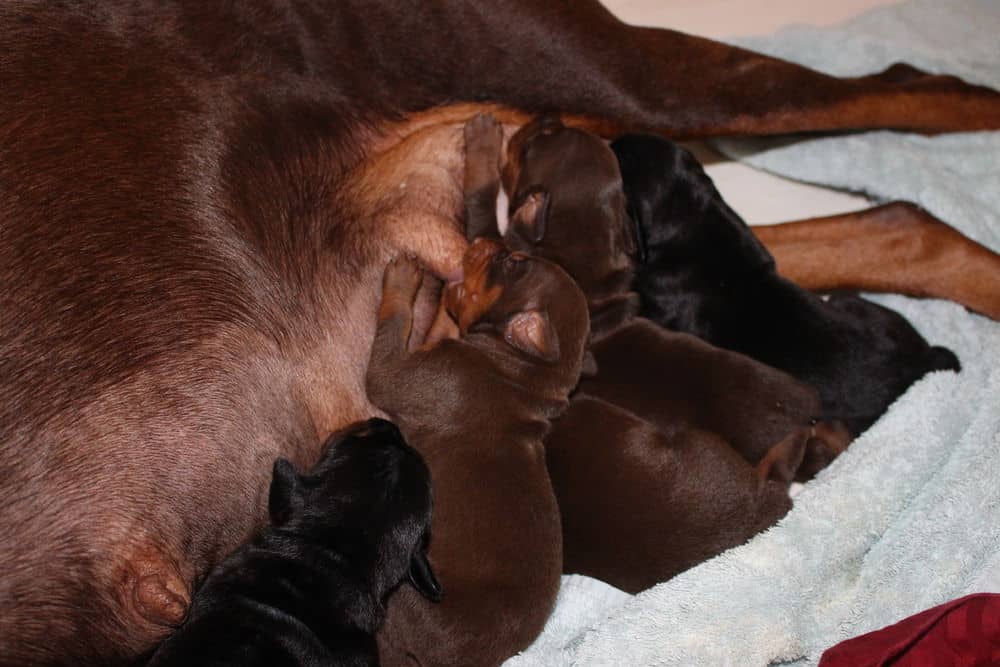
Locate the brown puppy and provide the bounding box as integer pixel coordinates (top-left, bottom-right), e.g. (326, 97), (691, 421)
(548, 396), (809, 593)
(365, 240), (590, 666)
(5, 2), (1000, 662)
(463, 114), (848, 592)
(477, 114), (839, 468)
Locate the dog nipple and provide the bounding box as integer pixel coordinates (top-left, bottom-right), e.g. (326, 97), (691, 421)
(134, 571), (190, 626)
(123, 547), (191, 627)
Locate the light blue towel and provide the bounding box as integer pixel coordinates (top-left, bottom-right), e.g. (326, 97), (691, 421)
(507, 1), (1000, 664)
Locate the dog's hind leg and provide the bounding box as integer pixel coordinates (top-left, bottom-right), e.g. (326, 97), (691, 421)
(752, 202), (1000, 320)
(375, 0), (1000, 138)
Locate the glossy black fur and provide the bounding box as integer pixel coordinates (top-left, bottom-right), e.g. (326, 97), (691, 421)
(146, 419), (440, 667)
(613, 134), (960, 434)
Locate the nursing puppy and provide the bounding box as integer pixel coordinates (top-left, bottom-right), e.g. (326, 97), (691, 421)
(366, 240), (590, 666)
(147, 419), (441, 667)
(482, 114), (838, 468)
(612, 135), (960, 435)
(465, 114), (844, 592)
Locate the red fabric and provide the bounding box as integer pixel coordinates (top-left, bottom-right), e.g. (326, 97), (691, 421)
(819, 593), (1000, 667)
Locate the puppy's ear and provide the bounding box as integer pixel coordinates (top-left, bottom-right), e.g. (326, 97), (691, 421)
(408, 549), (443, 603)
(509, 188), (550, 244)
(503, 310), (560, 363)
(268, 458), (305, 526)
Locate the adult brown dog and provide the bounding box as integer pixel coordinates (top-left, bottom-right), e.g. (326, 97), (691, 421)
(3, 1), (1000, 664)
(366, 242), (589, 666)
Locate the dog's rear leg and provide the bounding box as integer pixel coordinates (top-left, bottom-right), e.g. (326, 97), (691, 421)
(408, 1), (1000, 138)
(752, 202), (1000, 320)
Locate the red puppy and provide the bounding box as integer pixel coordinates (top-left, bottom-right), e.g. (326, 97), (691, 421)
(366, 242), (590, 666)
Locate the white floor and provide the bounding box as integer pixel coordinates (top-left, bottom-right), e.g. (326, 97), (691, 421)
(600, 0), (901, 224)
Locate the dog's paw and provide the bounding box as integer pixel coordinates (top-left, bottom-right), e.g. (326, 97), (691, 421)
(463, 112), (503, 159)
(382, 254), (424, 299)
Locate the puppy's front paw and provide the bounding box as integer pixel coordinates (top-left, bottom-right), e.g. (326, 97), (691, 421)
(463, 112), (503, 164)
(382, 254), (424, 301)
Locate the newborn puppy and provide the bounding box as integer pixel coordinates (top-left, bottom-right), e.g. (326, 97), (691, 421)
(491, 114), (838, 468)
(147, 418), (441, 667)
(612, 134), (960, 435)
(367, 241), (590, 666)
(466, 114), (843, 593)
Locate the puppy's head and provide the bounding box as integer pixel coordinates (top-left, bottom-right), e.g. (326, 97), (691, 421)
(443, 237), (589, 380)
(501, 115), (635, 301)
(268, 418), (441, 603)
(610, 134), (774, 276)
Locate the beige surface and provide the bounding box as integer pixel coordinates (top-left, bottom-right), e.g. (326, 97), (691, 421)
(600, 0), (902, 224)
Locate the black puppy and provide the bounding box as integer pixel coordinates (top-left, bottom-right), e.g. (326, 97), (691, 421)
(613, 135), (960, 435)
(147, 418), (441, 667)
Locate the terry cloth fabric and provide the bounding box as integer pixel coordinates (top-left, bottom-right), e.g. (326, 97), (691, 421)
(818, 593), (1000, 667)
(504, 1), (1000, 665)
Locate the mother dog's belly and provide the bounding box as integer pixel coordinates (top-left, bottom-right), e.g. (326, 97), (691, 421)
(0, 104), (509, 662)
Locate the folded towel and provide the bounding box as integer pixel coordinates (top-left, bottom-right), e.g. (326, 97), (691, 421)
(506, 1), (1000, 664)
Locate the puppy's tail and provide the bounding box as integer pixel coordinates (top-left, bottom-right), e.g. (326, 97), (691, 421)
(925, 345), (961, 373)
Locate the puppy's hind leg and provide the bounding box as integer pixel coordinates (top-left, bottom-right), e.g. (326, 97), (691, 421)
(796, 420), (854, 482)
(462, 113), (505, 241)
(371, 256), (425, 369)
(755, 427), (810, 486)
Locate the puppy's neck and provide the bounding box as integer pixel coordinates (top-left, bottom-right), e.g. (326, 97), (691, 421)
(587, 292), (641, 341)
(244, 530), (386, 635)
(468, 314), (587, 416)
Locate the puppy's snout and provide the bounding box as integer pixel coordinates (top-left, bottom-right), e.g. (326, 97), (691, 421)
(443, 282), (466, 318)
(466, 237), (504, 272)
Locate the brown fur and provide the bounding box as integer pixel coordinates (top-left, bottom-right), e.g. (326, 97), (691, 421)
(753, 203), (1000, 320)
(366, 242), (590, 666)
(3, 1), (1000, 663)
(546, 396), (807, 593)
(469, 115), (850, 591)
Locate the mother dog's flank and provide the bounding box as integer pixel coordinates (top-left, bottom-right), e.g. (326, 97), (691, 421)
(4, 1), (1000, 664)
(146, 418), (441, 667)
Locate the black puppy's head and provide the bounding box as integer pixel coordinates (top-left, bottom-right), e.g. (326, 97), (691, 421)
(268, 418), (441, 603)
(611, 134), (774, 277)
(502, 115), (635, 302)
(823, 294), (960, 433)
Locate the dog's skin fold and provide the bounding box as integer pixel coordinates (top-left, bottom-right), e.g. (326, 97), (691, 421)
(3, 1), (1000, 664)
